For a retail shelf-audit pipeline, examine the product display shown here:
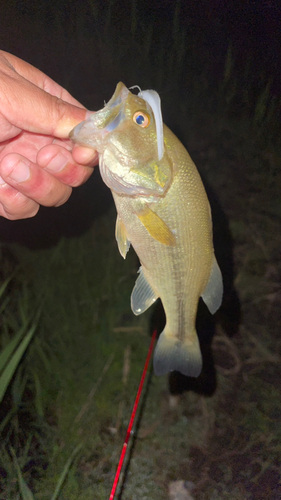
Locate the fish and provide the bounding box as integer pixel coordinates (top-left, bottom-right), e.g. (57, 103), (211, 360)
(70, 82), (223, 377)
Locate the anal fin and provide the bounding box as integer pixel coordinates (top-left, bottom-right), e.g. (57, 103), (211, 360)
(131, 267), (159, 315)
(201, 257), (223, 314)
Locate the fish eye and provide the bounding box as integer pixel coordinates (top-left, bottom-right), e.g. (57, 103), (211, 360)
(133, 111), (150, 128)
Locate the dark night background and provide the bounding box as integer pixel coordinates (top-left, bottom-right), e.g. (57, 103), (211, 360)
(0, 1), (281, 499)
(0, 0), (280, 247)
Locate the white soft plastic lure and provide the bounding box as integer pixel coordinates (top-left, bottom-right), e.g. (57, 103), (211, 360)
(138, 89), (164, 160)
(130, 85), (164, 160)
(70, 83), (223, 377)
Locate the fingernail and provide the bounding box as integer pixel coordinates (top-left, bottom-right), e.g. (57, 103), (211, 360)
(82, 149), (98, 163)
(45, 153), (68, 173)
(9, 160), (30, 182)
(0, 176), (6, 185)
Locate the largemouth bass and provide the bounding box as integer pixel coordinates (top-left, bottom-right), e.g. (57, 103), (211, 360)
(70, 82), (223, 377)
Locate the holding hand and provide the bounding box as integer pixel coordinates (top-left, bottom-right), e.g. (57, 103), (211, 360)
(0, 50), (98, 220)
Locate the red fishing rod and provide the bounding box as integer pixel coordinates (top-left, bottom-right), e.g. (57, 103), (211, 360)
(109, 328), (158, 499)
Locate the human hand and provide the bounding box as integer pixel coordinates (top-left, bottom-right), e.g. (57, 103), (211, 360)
(0, 50), (98, 220)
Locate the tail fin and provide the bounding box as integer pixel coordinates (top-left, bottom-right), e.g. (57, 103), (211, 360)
(153, 328), (202, 377)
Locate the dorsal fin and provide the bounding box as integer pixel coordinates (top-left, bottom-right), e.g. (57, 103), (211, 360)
(138, 89), (164, 161)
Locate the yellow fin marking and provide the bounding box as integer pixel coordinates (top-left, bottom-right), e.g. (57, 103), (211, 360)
(137, 206), (176, 246)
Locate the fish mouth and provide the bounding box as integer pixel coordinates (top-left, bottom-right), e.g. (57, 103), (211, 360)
(69, 82), (129, 148)
(90, 82), (129, 130)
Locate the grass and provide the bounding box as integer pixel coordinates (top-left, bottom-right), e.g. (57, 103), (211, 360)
(1, 210), (160, 499)
(1, 1), (281, 499)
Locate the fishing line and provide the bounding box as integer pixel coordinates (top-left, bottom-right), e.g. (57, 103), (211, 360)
(109, 328), (158, 500)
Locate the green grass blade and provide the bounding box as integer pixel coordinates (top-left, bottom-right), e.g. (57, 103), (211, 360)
(18, 475), (35, 500)
(11, 447), (35, 500)
(12, 367), (28, 407)
(50, 444), (82, 500)
(0, 274), (14, 298)
(0, 325), (26, 373)
(32, 371), (44, 418)
(0, 323), (37, 404)
(0, 406), (17, 433)
(0, 294), (10, 315)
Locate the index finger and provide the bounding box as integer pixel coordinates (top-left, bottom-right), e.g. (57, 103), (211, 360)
(0, 50), (81, 106)
(0, 51), (87, 138)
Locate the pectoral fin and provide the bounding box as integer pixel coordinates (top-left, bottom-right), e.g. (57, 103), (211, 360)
(131, 267), (159, 315)
(201, 257), (223, 314)
(137, 206), (176, 246)
(115, 215), (130, 259)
